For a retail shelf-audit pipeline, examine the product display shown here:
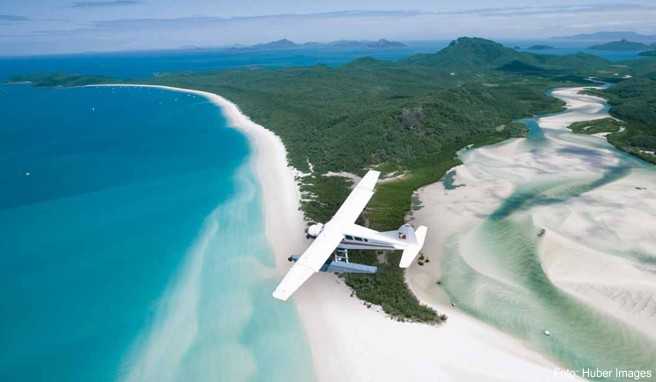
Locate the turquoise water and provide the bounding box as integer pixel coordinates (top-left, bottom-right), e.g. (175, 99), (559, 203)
(0, 84), (311, 381)
(520, 117), (546, 142)
(440, 103), (656, 379)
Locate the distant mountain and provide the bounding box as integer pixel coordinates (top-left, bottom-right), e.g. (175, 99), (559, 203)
(404, 37), (609, 74)
(249, 38), (298, 50)
(365, 39), (407, 48)
(405, 37), (525, 69)
(589, 39), (651, 51)
(232, 38), (407, 51)
(527, 45), (555, 50)
(554, 31), (656, 44)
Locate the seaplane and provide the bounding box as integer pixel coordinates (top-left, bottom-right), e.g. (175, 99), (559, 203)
(273, 170), (428, 301)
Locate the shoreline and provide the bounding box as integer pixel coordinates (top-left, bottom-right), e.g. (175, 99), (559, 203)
(90, 84), (579, 381)
(88, 84), (320, 378)
(408, 85), (656, 373)
(406, 86), (611, 308)
(84, 84), (304, 271)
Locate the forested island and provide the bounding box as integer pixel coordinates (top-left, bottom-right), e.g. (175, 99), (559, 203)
(231, 38), (408, 51)
(13, 37), (656, 321)
(588, 39), (651, 51)
(527, 44), (555, 50)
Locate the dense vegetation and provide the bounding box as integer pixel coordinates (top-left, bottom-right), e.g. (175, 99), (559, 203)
(567, 118), (624, 135)
(527, 45), (554, 50)
(10, 73), (114, 87)
(14, 37), (656, 322)
(585, 58), (656, 163)
(149, 54), (573, 174)
(588, 39), (652, 51)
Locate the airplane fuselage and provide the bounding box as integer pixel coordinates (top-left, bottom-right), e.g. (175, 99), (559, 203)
(274, 170), (427, 301)
(335, 235), (396, 251)
(306, 222), (414, 252)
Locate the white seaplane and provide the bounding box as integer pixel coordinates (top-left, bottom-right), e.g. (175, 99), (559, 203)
(273, 170), (428, 301)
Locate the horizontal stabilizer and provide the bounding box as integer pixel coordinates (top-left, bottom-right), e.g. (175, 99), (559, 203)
(399, 225), (427, 268)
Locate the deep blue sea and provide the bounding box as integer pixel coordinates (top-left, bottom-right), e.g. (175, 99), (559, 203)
(0, 41), (650, 381)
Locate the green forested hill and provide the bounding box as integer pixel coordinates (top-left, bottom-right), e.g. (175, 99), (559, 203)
(575, 57), (656, 164)
(405, 37), (611, 76)
(589, 39), (651, 51)
(404, 37), (527, 69)
(600, 73), (656, 163)
(152, 38), (618, 175)
(155, 66), (560, 174)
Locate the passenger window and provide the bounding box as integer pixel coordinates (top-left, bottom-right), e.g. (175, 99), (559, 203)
(345, 235), (354, 240)
(355, 237), (363, 241)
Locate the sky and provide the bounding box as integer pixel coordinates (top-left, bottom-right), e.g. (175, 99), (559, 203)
(1, 0), (655, 55)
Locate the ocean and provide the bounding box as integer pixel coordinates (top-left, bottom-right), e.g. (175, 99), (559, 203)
(0, 84), (311, 381)
(0, 44), (459, 380)
(0, 41), (450, 81)
(0, 42), (458, 381)
(0, 39), (639, 82)
(1, 44), (462, 381)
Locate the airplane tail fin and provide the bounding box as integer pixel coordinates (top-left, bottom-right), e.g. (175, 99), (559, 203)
(399, 225), (428, 268)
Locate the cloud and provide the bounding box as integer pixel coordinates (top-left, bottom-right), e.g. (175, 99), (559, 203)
(86, 4), (656, 29)
(5, 4), (655, 55)
(91, 10), (424, 28)
(20, 5), (656, 41)
(442, 3), (656, 17)
(0, 14), (29, 22)
(72, 0), (140, 8)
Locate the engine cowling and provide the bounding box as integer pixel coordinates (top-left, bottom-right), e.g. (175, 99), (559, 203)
(306, 223), (324, 238)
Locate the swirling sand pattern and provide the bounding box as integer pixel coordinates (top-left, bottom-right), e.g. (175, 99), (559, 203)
(410, 87), (656, 379)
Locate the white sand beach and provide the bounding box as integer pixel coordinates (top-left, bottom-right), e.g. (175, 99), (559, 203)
(408, 86), (656, 374)
(95, 84), (582, 381)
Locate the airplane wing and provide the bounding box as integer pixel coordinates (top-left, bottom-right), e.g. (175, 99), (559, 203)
(332, 170), (380, 224)
(272, 170), (380, 301)
(272, 229), (344, 300)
